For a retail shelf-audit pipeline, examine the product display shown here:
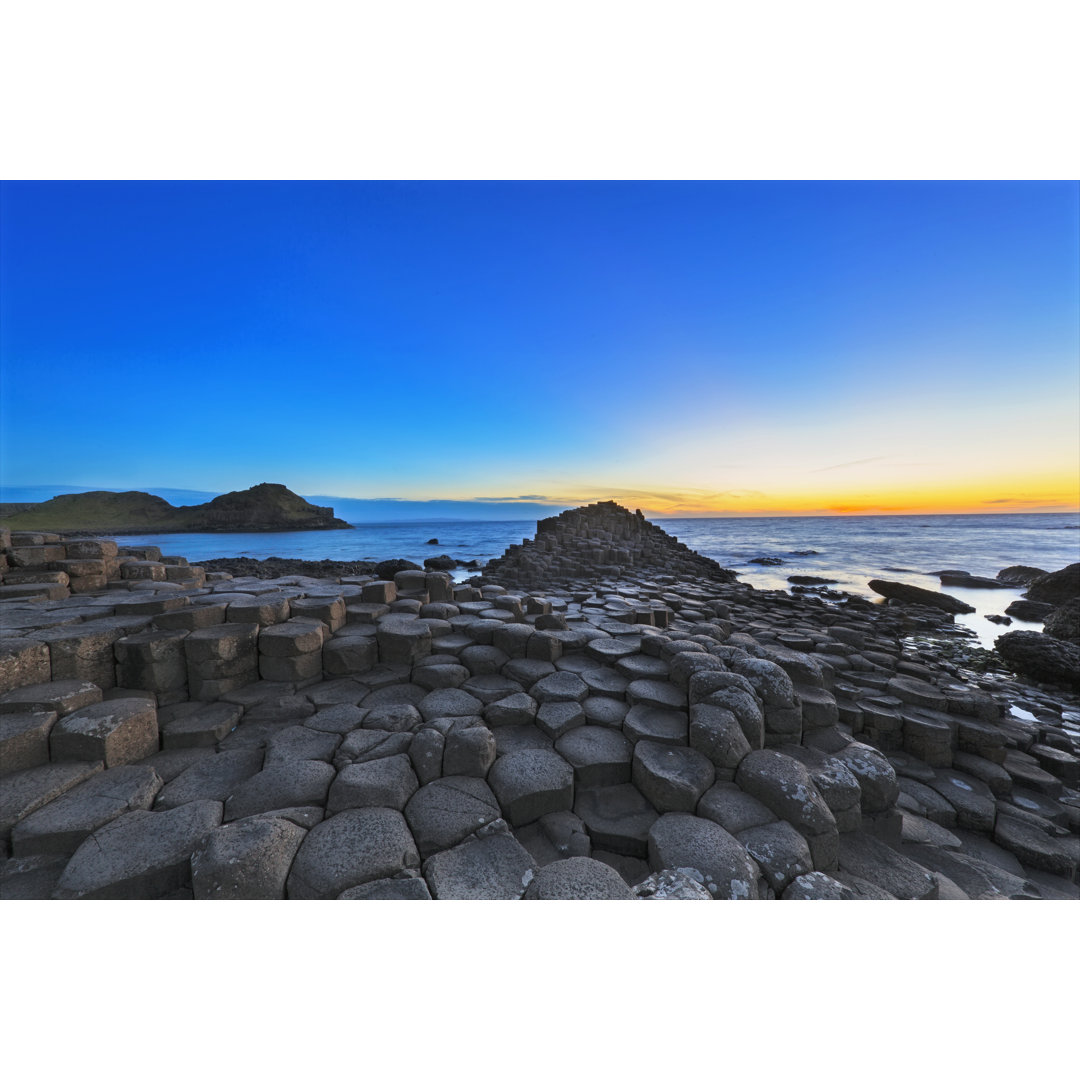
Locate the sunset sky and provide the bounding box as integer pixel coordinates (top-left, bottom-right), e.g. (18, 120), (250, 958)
(1, 180), (1077, 517)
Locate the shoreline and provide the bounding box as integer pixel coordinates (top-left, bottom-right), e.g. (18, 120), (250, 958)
(1, 505), (1077, 900)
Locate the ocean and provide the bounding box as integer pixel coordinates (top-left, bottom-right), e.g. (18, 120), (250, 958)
(107, 512), (1080, 649)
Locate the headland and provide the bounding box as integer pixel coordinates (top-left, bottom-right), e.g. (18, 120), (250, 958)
(0, 483), (351, 535)
(1, 501), (1077, 900)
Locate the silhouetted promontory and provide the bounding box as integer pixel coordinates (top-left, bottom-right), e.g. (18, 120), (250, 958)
(1, 483), (351, 535)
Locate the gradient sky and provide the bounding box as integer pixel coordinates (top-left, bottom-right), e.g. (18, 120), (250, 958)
(1, 181), (1077, 516)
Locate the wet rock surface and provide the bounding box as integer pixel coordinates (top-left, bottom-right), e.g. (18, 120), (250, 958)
(2, 503), (1078, 900)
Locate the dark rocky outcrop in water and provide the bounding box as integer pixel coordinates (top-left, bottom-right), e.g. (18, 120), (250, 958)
(867, 579), (976, 614)
(1024, 563), (1080, 606)
(1044, 597), (1080, 645)
(482, 501), (736, 587)
(936, 571), (1007, 589)
(1005, 599), (1055, 621)
(997, 565), (1048, 587)
(995, 630), (1080, 688)
(1, 484), (351, 534)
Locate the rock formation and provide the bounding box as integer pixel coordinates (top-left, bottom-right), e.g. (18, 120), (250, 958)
(1, 483), (350, 534)
(482, 501), (737, 587)
(2, 507), (1077, 901)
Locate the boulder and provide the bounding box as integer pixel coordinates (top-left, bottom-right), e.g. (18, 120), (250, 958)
(1043, 597), (1080, 645)
(995, 631), (1080, 688)
(488, 749), (574, 826)
(735, 749), (838, 870)
(191, 816), (307, 899)
(631, 741), (714, 813)
(632, 868), (714, 899)
(327, 754), (419, 813)
(737, 820), (813, 892)
(423, 832), (537, 899)
(286, 807), (420, 898)
(403, 776), (502, 857)
(1024, 562), (1080, 605)
(647, 813), (761, 899)
(522, 857), (635, 899)
(781, 872), (856, 900)
(996, 565), (1048, 587)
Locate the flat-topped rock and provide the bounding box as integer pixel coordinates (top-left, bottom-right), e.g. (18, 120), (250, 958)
(50, 698), (158, 768)
(488, 749), (574, 826)
(54, 799), (223, 899)
(11, 764), (163, 857)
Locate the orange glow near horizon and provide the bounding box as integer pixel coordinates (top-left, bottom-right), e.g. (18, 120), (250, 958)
(525, 472), (1080, 518)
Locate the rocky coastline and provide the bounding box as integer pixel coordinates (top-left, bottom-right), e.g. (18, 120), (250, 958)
(1, 502), (1077, 900)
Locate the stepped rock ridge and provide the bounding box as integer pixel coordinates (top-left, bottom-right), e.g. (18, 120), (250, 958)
(1, 513), (1078, 901)
(1, 484), (350, 535)
(482, 501), (737, 587)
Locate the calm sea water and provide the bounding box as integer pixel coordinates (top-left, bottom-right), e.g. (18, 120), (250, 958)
(111, 513), (1080, 648)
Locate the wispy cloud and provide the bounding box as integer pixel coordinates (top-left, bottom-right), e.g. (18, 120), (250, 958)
(810, 456), (888, 473)
(472, 495), (555, 503)
(809, 456), (931, 473)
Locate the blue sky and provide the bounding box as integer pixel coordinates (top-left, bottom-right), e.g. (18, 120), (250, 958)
(1, 181), (1077, 516)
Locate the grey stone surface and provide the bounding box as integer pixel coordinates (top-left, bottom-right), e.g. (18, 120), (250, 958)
(0, 760), (104, 849)
(423, 832), (537, 899)
(50, 698), (159, 768)
(327, 754), (419, 813)
(623, 705), (688, 746)
(737, 820), (813, 893)
(403, 775), (501, 857)
(334, 729), (413, 768)
(54, 799), (223, 899)
(522, 856), (634, 899)
(688, 703), (752, 770)
(224, 760), (335, 821)
(633, 868), (714, 899)
(632, 741), (715, 813)
(191, 816), (307, 899)
(781, 872), (856, 900)
(0, 710), (58, 774)
(647, 813), (761, 899)
(287, 807), (420, 899)
(11, 764), (163, 857)
(836, 831), (939, 899)
(554, 726), (633, 787)
(697, 782), (777, 834)
(574, 783), (658, 858)
(263, 725), (341, 766)
(155, 749), (263, 810)
(488, 749), (574, 826)
(735, 749), (839, 870)
(442, 725), (496, 778)
(338, 876), (432, 900)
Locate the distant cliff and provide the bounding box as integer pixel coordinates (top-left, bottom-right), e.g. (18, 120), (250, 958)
(1, 483), (352, 534)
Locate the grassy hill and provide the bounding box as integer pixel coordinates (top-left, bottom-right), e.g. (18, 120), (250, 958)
(2, 483), (352, 534)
